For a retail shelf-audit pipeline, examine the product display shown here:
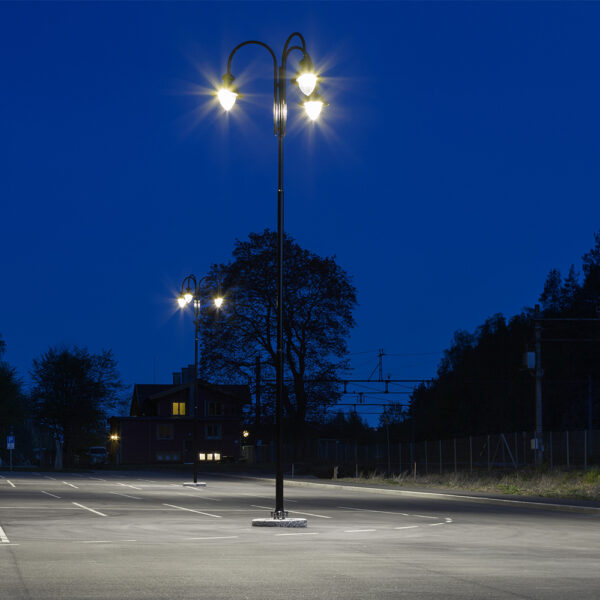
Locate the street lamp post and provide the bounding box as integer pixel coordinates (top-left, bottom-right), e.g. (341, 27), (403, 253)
(217, 33), (325, 522)
(177, 274), (224, 485)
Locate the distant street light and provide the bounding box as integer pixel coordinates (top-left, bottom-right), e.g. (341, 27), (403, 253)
(216, 33), (326, 523)
(177, 274), (224, 484)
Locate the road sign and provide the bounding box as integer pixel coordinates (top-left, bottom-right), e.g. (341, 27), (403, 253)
(6, 436), (15, 450)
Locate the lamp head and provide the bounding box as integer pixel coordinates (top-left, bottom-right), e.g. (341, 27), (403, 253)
(295, 55), (318, 96)
(177, 296), (187, 308)
(302, 91), (327, 121)
(213, 296), (224, 309)
(218, 72), (239, 111)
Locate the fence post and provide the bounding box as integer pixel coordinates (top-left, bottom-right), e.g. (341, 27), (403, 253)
(454, 438), (457, 474)
(469, 436), (473, 472)
(398, 442), (402, 473)
(439, 440), (442, 474)
(514, 432), (518, 467)
(355, 441), (359, 478)
(487, 434), (491, 471)
(566, 431), (570, 468)
(584, 430), (588, 471)
(549, 431), (553, 469)
(425, 440), (428, 475)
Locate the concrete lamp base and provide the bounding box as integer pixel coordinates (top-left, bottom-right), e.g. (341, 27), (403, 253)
(252, 517), (308, 528)
(182, 482), (207, 487)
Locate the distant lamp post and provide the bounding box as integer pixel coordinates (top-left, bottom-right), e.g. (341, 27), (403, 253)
(177, 274), (224, 485)
(217, 32), (326, 525)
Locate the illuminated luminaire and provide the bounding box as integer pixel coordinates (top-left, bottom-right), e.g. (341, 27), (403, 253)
(303, 95), (325, 121)
(177, 296), (187, 308)
(218, 88), (237, 111)
(218, 72), (238, 111)
(297, 72), (318, 96)
(183, 291), (193, 304)
(213, 296), (224, 309)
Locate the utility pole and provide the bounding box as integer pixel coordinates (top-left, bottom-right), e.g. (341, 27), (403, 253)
(534, 305), (544, 466)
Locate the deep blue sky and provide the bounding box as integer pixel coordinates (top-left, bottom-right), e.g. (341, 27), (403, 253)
(2, 2), (600, 420)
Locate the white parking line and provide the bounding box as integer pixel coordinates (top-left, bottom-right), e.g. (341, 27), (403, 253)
(395, 525), (419, 530)
(109, 492), (142, 500)
(187, 536), (239, 541)
(0, 525), (10, 543)
(118, 483), (142, 490)
(275, 532), (319, 536)
(72, 502), (107, 517)
(338, 506), (408, 516)
(163, 504), (221, 518)
(79, 539), (137, 544)
(345, 529), (376, 533)
(41, 491), (61, 499)
(6, 481), (15, 488)
(251, 505), (331, 519)
(63, 481), (79, 489)
(44, 476), (57, 480)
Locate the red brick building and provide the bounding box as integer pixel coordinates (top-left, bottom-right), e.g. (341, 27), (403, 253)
(109, 368), (250, 465)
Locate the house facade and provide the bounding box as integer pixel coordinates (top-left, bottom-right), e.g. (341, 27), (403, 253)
(109, 367), (250, 465)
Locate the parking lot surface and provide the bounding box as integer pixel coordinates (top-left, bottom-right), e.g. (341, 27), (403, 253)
(1, 470), (599, 599)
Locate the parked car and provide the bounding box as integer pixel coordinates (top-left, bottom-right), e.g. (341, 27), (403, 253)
(86, 446), (108, 466)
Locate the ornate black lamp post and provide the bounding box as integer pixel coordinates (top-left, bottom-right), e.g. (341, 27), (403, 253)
(217, 33), (325, 522)
(177, 274), (223, 485)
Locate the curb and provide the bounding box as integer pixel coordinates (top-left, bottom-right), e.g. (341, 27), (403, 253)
(204, 472), (600, 515)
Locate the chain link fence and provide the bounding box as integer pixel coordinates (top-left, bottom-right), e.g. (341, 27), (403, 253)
(245, 429), (600, 475)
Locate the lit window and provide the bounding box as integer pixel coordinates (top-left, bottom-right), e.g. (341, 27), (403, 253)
(172, 402), (186, 416)
(213, 452), (221, 461)
(199, 453), (206, 461)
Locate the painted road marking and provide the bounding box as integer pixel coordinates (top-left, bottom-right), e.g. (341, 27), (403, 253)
(79, 540), (137, 544)
(41, 491), (61, 499)
(44, 476), (57, 480)
(187, 536), (239, 541)
(275, 532), (319, 537)
(90, 477), (106, 481)
(0, 525), (9, 543)
(251, 505), (331, 519)
(395, 525), (420, 530)
(62, 481), (79, 489)
(118, 483), (142, 490)
(163, 504), (221, 518)
(6, 480), (15, 488)
(109, 492), (142, 500)
(72, 502), (107, 517)
(338, 506), (408, 516)
(345, 529), (376, 533)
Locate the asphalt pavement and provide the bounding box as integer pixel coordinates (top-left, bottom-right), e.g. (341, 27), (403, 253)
(1, 470), (599, 599)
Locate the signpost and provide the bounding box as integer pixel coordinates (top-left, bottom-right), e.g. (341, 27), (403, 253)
(7, 435), (15, 471)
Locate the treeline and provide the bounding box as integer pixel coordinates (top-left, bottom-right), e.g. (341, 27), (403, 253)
(0, 342), (124, 468)
(408, 232), (600, 441)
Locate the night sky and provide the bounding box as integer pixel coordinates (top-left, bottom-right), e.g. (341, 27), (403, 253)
(2, 2), (600, 420)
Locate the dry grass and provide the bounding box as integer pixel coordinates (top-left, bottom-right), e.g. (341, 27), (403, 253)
(339, 466), (600, 502)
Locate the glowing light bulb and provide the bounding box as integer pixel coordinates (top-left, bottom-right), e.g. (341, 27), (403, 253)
(297, 72), (318, 96)
(218, 88), (237, 111)
(214, 296), (224, 308)
(177, 297), (187, 308)
(304, 100), (324, 121)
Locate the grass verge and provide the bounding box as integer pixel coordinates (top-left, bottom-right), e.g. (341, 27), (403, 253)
(338, 467), (600, 502)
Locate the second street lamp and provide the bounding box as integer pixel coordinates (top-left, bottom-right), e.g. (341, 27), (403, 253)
(217, 32), (326, 524)
(177, 274), (223, 485)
